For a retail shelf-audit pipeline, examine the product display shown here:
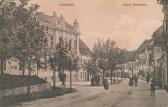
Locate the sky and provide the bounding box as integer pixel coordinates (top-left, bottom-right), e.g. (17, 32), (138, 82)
(30, 0), (163, 51)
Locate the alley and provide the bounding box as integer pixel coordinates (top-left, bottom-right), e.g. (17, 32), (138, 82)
(15, 80), (161, 107)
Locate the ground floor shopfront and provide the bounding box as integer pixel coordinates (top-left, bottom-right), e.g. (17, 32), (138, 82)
(153, 53), (168, 90)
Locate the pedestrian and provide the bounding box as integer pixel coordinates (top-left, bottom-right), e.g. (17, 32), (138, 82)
(146, 73), (150, 84)
(134, 75), (138, 87)
(62, 73), (67, 87)
(103, 78), (109, 90)
(91, 77), (94, 86)
(129, 76), (133, 86)
(150, 79), (155, 97)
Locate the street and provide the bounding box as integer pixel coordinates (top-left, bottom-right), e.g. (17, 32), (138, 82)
(15, 80), (160, 107)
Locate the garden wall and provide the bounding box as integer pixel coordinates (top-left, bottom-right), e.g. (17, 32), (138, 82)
(0, 83), (50, 97)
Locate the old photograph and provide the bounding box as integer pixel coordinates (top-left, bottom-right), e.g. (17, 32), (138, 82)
(0, 0), (168, 107)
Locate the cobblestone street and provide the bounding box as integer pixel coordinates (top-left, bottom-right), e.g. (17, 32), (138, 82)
(12, 80), (167, 107)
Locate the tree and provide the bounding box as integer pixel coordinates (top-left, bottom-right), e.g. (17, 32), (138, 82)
(0, 0), (17, 75)
(8, 0), (46, 95)
(92, 39), (116, 80)
(49, 37), (74, 88)
(84, 60), (99, 81)
(91, 38), (131, 84)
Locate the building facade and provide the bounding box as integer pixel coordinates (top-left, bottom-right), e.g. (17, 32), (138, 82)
(152, 26), (168, 88)
(135, 39), (153, 79)
(1, 11), (91, 82)
(36, 12), (91, 81)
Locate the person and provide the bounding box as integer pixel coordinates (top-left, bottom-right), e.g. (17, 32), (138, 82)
(129, 76), (133, 86)
(62, 73), (67, 87)
(146, 73), (150, 84)
(134, 75), (138, 87)
(91, 77), (94, 86)
(150, 79), (155, 97)
(103, 78), (109, 90)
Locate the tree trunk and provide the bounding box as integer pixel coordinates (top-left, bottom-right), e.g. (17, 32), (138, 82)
(75, 69), (78, 81)
(110, 70), (113, 84)
(102, 70), (105, 80)
(70, 69), (72, 89)
(27, 60), (31, 96)
(36, 63), (39, 77)
(114, 73), (116, 83)
(22, 60), (25, 76)
(53, 68), (56, 88)
(87, 71), (90, 81)
(121, 71), (122, 83)
(0, 59), (4, 75)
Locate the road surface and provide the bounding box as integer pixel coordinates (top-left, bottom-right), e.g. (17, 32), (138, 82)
(12, 80), (160, 107)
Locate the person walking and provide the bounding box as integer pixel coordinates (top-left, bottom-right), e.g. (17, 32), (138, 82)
(133, 75), (138, 87)
(62, 73), (67, 87)
(150, 79), (156, 97)
(146, 73), (150, 84)
(129, 76), (133, 86)
(103, 78), (109, 90)
(134, 75), (138, 87)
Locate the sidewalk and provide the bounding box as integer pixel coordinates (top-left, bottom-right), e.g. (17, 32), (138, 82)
(139, 79), (168, 107)
(155, 89), (168, 107)
(127, 79), (168, 107)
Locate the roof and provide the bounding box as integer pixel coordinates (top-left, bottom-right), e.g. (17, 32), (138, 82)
(79, 39), (92, 56)
(36, 12), (51, 22)
(136, 39), (152, 55)
(152, 26), (164, 44)
(65, 22), (74, 30)
(153, 26), (163, 37)
(36, 12), (74, 30)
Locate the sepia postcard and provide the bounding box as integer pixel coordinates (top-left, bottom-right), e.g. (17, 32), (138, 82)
(0, 0), (168, 107)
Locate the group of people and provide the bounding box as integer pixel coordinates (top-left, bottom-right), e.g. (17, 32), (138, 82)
(129, 74), (138, 87)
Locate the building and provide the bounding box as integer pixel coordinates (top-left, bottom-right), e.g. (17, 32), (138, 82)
(152, 26), (168, 88)
(78, 39), (92, 81)
(36, 12), (80, 57)
(135, 39), (153, 79)
(1, 11), (91, 83)
(36, 12), (92, 81)
(119, 61), (138, 77)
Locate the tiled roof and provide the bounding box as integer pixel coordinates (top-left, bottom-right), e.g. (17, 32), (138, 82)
(65, 22), (74, 30)
(79, 39), (92, 56)
(36, 12), (74, 30)
(36, 12), (52, 23)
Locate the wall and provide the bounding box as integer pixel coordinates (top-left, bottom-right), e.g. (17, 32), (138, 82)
(0, 83), (50, 98)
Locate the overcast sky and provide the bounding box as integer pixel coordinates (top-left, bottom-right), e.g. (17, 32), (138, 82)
(30, 0), (163, 51)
